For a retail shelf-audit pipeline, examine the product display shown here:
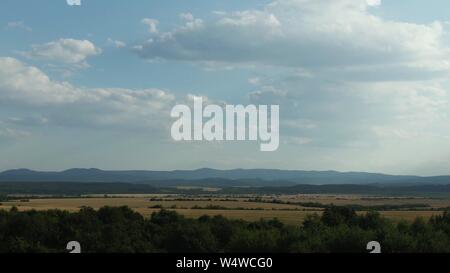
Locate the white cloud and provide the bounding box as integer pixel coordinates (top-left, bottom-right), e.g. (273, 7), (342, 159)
(180, 13), (195, 21)
(142, 18), (159, 34)
(107, 38), (127, 48)
(6, 21), (32, 32)
(0, 119), (31, 139)
(6, 116), (49, 127)
(217, 11), (281, 28)
(248, 75), (450, 151)
(248, 77), (261, 85)
(23, 38), (102, 67)
(0, 57), (176, 132)
(366, 0), (381, 7)
(134, 0), (450, 81)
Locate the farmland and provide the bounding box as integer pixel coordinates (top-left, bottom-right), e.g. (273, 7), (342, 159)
(1, 194), (448, 225)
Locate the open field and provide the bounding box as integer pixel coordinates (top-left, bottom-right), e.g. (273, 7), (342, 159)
(1, 194), (449, 225)
(272, 194), (450, 209)
(0, 197), (306, 210)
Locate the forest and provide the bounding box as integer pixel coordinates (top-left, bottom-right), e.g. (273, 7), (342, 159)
(2, 181), (450, 197)
(1, 205), (450, 253)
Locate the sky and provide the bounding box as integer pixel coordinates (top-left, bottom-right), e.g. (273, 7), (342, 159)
(1, 0), (450, 175)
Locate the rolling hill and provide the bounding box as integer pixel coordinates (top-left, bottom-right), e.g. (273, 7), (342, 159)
(0, 168), (449, 187)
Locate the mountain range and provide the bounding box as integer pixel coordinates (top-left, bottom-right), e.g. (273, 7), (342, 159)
(0, 168), (449, 187)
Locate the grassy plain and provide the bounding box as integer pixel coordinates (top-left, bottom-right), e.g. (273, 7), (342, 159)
(1, 194), (448, 226)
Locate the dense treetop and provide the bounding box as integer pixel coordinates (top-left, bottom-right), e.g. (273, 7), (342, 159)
(1, 206), (450, 253)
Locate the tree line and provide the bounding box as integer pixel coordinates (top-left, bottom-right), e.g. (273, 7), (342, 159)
(1, 206), (450, 253)
(3, 182), (450, 197)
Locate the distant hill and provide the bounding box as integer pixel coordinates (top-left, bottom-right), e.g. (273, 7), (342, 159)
(0, 168), (449, 186)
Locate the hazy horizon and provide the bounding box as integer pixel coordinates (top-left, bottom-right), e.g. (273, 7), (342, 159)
(1, 166), (447, 178)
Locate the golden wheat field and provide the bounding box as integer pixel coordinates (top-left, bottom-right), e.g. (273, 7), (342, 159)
(272, 194), (450, 209)
(0, 194), (448, 226)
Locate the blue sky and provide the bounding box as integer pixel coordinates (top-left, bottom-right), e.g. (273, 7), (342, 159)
(1, 0), (450, 175)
